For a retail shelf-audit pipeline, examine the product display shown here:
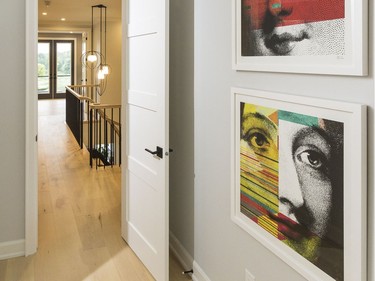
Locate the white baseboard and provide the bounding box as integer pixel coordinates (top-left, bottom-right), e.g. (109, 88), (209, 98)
(192, 261), (212, 281)
(169, 231), (194, 270)
(0, 239), (25, 260)
(168, 232), (211, 281)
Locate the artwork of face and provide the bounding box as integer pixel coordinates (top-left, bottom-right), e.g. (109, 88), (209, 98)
(240, 103), (344, 280)
(241, 0), (345, 56)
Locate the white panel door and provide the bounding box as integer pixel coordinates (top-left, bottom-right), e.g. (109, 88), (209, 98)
(123, 0), (169, 280)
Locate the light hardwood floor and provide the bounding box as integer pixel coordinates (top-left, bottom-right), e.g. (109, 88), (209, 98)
(0, 99), (191, 281)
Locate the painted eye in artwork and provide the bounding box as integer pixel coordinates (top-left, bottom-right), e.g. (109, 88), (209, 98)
(249, 132), (270, 149)
(296, 150), (325, 169)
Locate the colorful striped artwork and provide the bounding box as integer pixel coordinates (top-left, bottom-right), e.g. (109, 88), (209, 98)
(240, 102), (344, 280)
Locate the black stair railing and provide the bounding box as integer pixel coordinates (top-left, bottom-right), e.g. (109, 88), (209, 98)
(65, 85), (122, 168)
(89, 103), (121, 168)
(65, 85), (96, 148)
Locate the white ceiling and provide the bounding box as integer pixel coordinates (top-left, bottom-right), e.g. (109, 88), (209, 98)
(38, 0), (121, 30)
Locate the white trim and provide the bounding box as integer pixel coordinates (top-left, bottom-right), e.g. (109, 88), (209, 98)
(372, 0), (375, 280)
(120, 0), (128, 242)
(0, 240), (25, 260)
(25, 0), (38, 256)
(192, 261), (212, 281)
(38, 27), (91, 34)
(169, 231), (193, 271)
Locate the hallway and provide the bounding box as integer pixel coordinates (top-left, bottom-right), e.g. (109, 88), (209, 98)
(0, 99), (190, 281)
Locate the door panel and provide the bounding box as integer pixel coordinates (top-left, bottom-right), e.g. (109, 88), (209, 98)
(128, 174), (160, 250)
(55, 41), (74, 98)
(124, 0), (169, 279)
(128, 35), (160, 94)
(128, 105), (160, 187)
(128, 0), (157, 23)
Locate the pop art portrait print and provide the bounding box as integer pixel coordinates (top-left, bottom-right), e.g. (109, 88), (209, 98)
(232, 88), (367, 281)
(241, 0), (345, 56)
(240, 103), (344, 280)
(233, 0), (367, 75)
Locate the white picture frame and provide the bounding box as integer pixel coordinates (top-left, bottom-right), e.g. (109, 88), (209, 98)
(232, 0), (368, 76)
(231, 87), (367, 281)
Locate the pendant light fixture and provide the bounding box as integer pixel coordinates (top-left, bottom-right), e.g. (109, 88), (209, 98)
(81, 4), (110, 96)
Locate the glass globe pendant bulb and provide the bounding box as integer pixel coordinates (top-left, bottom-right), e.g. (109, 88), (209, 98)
(98, 69), (105, 80)
(102, 65), (109, 75)
(87, 54), (97, 62)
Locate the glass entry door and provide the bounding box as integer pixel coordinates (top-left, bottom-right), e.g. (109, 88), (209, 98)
(38, 40), (74, 99)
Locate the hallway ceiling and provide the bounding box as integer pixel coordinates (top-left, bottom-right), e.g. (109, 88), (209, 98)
(38, 0), (121, 29)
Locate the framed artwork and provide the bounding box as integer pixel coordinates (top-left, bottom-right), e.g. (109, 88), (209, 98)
(232, 0), (368, 75)
(231, 87), (367, 281)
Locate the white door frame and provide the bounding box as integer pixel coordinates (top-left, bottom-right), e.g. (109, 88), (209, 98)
(25, 0), (38, 256)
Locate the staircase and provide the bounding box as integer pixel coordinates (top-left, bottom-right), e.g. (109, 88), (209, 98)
(88, 103), (121, 168)
(65, 85), (121, 168)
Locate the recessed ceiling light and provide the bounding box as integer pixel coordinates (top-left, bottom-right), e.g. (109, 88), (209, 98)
(61, 18), (66, 21)
(70, 31), (73, 34)
(42, 12), (47, 16)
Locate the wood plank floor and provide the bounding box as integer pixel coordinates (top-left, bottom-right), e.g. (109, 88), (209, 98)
(0, 99), (191, 281)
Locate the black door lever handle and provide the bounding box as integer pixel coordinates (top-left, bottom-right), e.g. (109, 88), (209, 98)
(145, 146), (163, 158)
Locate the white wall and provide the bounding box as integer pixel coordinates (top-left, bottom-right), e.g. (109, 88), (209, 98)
(0, 0), (26, 243)
(194, 1), (374, 281)
(169, 0), (195, 264)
